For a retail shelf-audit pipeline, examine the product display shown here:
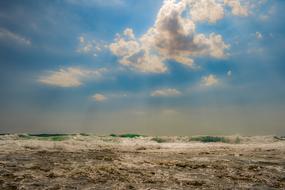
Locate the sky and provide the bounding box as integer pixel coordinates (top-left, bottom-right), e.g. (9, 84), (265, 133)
(0, 0), (285, 135)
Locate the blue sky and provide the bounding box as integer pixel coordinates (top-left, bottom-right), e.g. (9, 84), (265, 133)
(0, 0), (285, 135)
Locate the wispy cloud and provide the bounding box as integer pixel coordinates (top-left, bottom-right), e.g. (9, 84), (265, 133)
(77, 35), (106, 56)
(38, 67), (107, 87)
(92, 93), (108, 102)
(0, 28), (31, 46)
(90, 92), (127, 102)
(151, 88), (181, 97)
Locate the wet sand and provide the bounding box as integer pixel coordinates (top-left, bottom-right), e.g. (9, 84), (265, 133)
(0, 135), (285, 189)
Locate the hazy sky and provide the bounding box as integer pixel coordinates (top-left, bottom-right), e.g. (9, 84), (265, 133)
(0, 0), (285, 135)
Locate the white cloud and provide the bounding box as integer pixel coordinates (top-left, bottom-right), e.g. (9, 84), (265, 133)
(77, 35), (106, 56)
(109, 0), (250, 73)
(224, 0), (248, 16)
(109, 35), (140, 57)
(90, 92), (128, 102)
(227, 70), (232, 77)
(123, 28), (135, 39)
(110, 30), (167, 73)
(38, 67), (107, 87)
(92, 93), (107, 102)
(189, 0), (225, 23)
(151, 88), (181, 97)
(0, 28), (31, 46)
(148, 0), (229, 59)
(256, 32), (263, 40)
(202, 74), (219, 86)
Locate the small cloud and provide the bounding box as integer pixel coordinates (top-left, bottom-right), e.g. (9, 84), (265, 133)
(201, 74), (219, 86)
(38, 67), (107, 87)
(227, 70), (232, 77)
(0, 28), (31, 46)
(92, 93), (107, 102)
(77, 35), (106, 56)
(151, 88), (181, 97)
(123, 28), (135, 39)
(256, 32), (263, 40)
(91, 92), (127, 102)
(224, 0), (248, 16)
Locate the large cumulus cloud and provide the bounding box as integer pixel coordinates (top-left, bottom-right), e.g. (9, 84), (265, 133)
(110, 0), (248, 73)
